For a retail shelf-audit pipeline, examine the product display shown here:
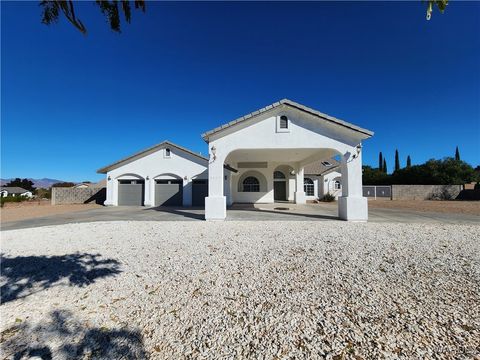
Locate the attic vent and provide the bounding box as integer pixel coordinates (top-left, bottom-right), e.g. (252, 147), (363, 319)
(279, 115), (288, 129)
(165, 148), (171, 157)
(321, 161), (332, 167)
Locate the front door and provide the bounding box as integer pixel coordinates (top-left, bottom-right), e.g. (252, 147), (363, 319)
(274, 181), (287, 201)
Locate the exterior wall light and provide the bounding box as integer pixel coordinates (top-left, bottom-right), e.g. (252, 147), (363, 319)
(146, 176), (149, 180)
(184, 176), (188, 180)
(107, 176), (111, 181)
(356, 144), (362, 155)
(211, 145), (217, 161)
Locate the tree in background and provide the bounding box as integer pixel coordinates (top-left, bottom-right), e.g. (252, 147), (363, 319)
(362, 166), (389, 185)
(40, 0), (146, 34)
(378, 152), (383, 171)
(395, 149), (400, 172)
(52, 182), (76, 188)
(455, 146), (460, 161)
(383, 159), (387, 174)
(407, 155), (412, 168)
(4, 178), (36, 192)
(391, 158), (477, 185)
(426, 0), (448, 20)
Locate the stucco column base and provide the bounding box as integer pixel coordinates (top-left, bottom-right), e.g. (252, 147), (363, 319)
(338, 196), (368, 221)
(104, 200), (114, 206)
(294, 191), (306, 204)
(205, 196), (227, 220)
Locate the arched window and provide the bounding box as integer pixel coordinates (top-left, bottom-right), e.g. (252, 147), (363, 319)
(280, 115), (288, 129)
(304, 177), (314, 196)
(274, 171), (286, 179)
(334, 180), (341, 190)
(242, 176), (260, 192)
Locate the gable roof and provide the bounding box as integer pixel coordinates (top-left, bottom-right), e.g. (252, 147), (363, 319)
(202, 98), (374, 141)
(1, 187), (30, 194)
(97, 141), (208, 174)
(304, 159), (340, 176)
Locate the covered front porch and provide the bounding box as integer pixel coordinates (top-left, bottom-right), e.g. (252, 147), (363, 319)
(207, 145), (365, 221)
(224, 148), (339, 206)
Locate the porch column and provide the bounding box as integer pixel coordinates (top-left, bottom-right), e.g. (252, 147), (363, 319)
(205, 148), (226, 220)
(338, 149), (368, 221)
(294, 166), (306, 204)
(104, 174), (114, 206)
(144, 176), (152, 206)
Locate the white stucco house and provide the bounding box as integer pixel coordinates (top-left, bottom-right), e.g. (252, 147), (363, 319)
(0, 187), (33, 198)
(98, 99), (373, 221)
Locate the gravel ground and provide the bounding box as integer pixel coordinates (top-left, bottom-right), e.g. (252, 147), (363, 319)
(1, 221), (479, 359)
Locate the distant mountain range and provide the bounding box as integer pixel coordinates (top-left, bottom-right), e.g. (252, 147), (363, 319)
(0, 178), (67, 188)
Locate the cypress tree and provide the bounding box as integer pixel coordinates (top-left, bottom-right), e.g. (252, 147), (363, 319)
(395, 149), (400, 171)
(383, 159), (387, 173)
(379, 152), (383, 171)
(455, 146), (460, 161)
(407, 155), (411, 168)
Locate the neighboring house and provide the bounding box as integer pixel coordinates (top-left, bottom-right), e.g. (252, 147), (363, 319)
(0, 187), (33, 198)
(98, 99), (373, 221)
(73, 180), (107, 189)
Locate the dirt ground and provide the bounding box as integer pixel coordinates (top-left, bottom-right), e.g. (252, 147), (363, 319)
(368, 199), (480, 216)
(0, 200), (101, 223)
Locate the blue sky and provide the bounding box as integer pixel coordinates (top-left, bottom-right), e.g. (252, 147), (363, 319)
(2, 1), (479, 182)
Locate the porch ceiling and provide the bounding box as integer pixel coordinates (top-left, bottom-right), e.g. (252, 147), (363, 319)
(226, 148), (338, 164)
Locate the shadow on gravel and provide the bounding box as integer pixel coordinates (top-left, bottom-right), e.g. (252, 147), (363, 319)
(2, 310), (146, 359)
(0, 253), (121, 304)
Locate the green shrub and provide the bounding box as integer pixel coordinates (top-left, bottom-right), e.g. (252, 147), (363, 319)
(320, 193), (336, 202)
(1, 196), (30, 207)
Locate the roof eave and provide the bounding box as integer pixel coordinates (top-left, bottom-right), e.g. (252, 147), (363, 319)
(97, 140), (208, 174)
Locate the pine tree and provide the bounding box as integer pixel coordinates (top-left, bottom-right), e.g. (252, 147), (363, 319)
(395, 149), (400, 171)
(379, 152), (383, 171)
(407, 155), (411, 168)
(455, 146), (460, 161)
(383, 159), (387, 174)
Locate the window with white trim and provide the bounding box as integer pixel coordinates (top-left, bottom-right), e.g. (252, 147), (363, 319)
(242, 176), (260, 192)
(304, 177), (314, 196)
(334, 180), (341, 190)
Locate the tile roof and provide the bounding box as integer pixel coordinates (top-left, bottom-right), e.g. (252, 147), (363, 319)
(1, 187), (30, 194)
(202, 98), (374, 141)
(304, 159), (341, 175)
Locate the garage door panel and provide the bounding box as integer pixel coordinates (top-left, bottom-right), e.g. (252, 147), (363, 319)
(118, 184), (144, 206)
(155, 182), (183, 206)
(192, 180), (208, 207)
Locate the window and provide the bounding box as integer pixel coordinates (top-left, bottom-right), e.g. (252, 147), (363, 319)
(304, 178), (314, 196)
(242, 176), (260, 192)
(334, 180), (341, 190)
(321, 161), (332, 167)
(165, 148), (171, 158)
(119, 179), (144, 185)
(274, 171), (286, 179)
(280, 115), (288, 129)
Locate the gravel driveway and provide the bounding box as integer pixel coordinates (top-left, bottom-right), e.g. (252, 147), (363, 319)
(1, 221), (479, 359)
